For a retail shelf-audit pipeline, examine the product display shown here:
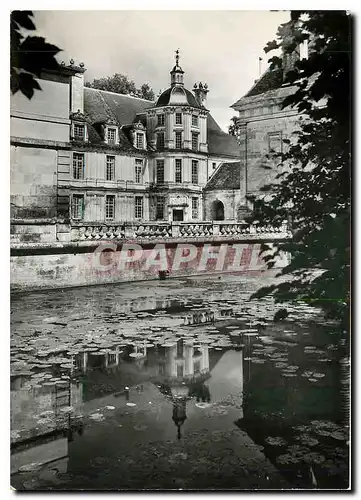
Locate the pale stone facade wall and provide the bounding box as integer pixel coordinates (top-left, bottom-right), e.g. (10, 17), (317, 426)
(11, 146), (58, 218)
(203, 189), (241, 221)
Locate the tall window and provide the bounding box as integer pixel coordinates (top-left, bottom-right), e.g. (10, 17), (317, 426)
(175, 159), (182, 183)
(175, 112), (182, 125)
(157, 132), (165, 149)
(212, 162), (217, 171)
(191, 132), (199, 151)
(107, 128), (116, 144)
(106, 155), (115, 181)
(156, 196), (165, 220)
(192, 114), (199, 127)
(192, 197), (199, 219)
(157, 114), (165, 126)
(135, 197), (144, 219)
(73, 153), (84, 179)
(71, 194), (84, 219)
(135, 159), (143, 184)
(156, 160), (164, 184)
(73, 123), (85, 140)
(136, 133), (144, 149)
(268, 132), (282, 153)
(192, 160), (199, 184)
(175, 131), (182, 149)
(105, 195), (115, 220)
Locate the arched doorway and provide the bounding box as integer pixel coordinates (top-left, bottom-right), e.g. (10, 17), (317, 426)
(211, 200), (225, 220)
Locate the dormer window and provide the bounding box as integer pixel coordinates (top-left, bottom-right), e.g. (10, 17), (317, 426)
(74, 123), (85, 140)
(70, 110), (88, 142)
(136, 133), (144, 149)
(107, 127), (117, 144)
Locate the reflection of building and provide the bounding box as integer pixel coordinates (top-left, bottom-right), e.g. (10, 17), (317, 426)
(160, 340), (209, 380)
(156, 339), (211, 439)
(11, 377), (83, 474)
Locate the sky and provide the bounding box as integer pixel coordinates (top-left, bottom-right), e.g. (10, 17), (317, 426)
(33, 10), (290, 131)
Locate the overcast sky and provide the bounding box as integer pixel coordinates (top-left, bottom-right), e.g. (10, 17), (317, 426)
(33, 10), (289, 131)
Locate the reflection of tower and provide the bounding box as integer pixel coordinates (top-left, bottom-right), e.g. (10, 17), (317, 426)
(156, 339), (211, 441)
(172, 397), (187, 440)
(162, 339), (209, 378)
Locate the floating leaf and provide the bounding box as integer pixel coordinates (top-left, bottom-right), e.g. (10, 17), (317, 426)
(265, 436), (288, 446)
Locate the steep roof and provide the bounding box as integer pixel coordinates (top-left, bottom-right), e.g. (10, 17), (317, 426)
(83, 87), (238, 157)
(231, 68), (283, 108)
(206, 114), (239, 157)
(204, 161), (240, 190)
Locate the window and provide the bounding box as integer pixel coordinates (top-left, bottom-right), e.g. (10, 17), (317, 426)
(135, 159), (143, 184)
(192, 114), (199, 127)
(108, 353), (116, 365)
(136, 133), (144, 149)
(268, 132), (282, 153)
(157, 114), (165, 126)
(156, 160), (164, 184)
(157, 132), (165, 149)
(107, 128), (116, 144)
(191, 132), (199, 151)
(73, 153), (85, 179)
(192, 197), (199, 219)
(106, 156), (115, 181)
(212, 162), (217, 170)
(175, 113), (182, 125)
(194, 360), (201, 373)
(175, 159), (182, 183)
(73, 123), (85, 140)
(71, 194), (84, 219)
(135, 197), (143, 219)
(156, 196), (165, 220)
(177, 364), (184, 377)
(191, 160), (199, 184)
(105, 195), (115, 220)
(175, 131), (182, 149)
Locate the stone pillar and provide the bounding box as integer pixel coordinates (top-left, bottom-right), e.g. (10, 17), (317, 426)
(183, 109), (191, 149)
(237, 120), (250, 220)
(165, 109), (174, 149)
(144, 194), (150, 220)
(199, 115), (208, 153)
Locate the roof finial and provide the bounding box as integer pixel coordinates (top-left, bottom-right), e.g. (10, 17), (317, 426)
(175, 49), (180, 66)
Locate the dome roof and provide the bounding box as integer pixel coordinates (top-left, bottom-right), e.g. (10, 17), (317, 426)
(155, 85), (203, 109)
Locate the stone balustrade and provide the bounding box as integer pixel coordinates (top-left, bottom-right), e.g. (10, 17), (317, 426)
(69, 220), (290, 242)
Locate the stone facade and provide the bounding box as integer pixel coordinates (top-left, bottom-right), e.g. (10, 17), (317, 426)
(10, 53), (239, 229)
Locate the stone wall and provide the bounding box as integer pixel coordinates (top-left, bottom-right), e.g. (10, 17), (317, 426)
(10, 146), (58, 219)
(11, 240), (289, 292)
(203, 189), (241, 221)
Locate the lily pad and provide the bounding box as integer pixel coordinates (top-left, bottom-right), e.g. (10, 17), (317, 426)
(265, 436), (288, 446)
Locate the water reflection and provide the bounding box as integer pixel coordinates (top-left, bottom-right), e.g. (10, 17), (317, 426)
(11, 277), (349, 490)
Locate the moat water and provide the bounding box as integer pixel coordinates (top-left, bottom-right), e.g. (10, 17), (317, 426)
(10, 274), (349, 490)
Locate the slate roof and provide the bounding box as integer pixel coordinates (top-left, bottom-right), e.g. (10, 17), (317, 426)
(204, 161), (240, 190)
(154, 86), (202, 108)
(231, 68), (283, 108)
(83, 87), (239, 157)
(206, 115), (239, 157)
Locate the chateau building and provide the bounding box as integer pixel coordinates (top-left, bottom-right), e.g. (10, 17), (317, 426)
(10, 51), (239, 226)
(204, 41), (305, 218)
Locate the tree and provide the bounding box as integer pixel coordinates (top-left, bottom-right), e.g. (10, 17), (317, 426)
(85, 73), (155, 100)
(247, 11), (351, 330)
(228, 115), (241, 142)
(11, 10), (61, 99)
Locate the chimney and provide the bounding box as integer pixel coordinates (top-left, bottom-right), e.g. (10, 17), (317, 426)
(193, 82), (209, 107)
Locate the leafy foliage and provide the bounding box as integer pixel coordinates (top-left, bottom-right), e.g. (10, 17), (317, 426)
(11, 11), (61, 99)
(85, 73), (155, 100)
(246, 11), (351, 329)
